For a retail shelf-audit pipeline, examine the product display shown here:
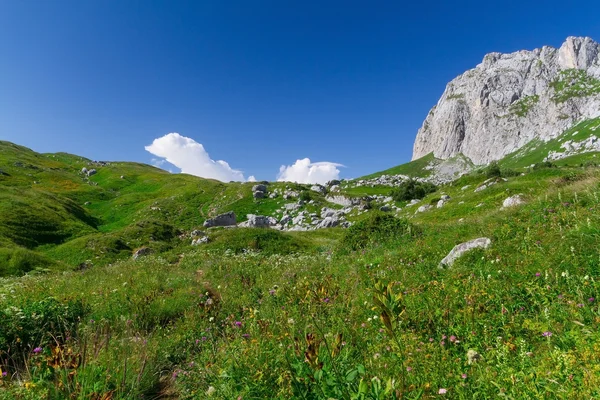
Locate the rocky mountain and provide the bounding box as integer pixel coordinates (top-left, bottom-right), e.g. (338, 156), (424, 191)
(412, 36), (600, 165)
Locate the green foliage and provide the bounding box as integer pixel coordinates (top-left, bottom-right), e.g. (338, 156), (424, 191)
(204, 228), (312, 255)
(509, 94), (539, 117)
(299, 190), (312, 202)
(0, 247), (58, 277)
(0, 298), (88, 365)
(389, 179), (437, 202)
(359, 153), (439, 180)
(550, 69), (600, 103)
(339, 212), (415, 251)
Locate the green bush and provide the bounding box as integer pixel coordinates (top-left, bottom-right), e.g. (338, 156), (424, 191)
(533, 161), (557, 170)
(0, 247), (56, 277)
(389, 179), (437, 202)
(299, 191), (312, 202)
(485, 161), (502, 178)
(206, 228), (310, 255)
(0, 297), (88, 367)
(339, 212), (415, 251)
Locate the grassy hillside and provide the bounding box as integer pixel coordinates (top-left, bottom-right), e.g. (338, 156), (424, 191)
(0, 141), (324, 273)
(1, 129), (600, 398)
(499, 117), (600, 169)
(359, 153), (440, 180)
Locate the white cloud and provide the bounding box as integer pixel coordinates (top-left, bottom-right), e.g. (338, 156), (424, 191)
(145, 133), (248, 182)
(247, 175), (257, 182)
(277, 158), (343, 185)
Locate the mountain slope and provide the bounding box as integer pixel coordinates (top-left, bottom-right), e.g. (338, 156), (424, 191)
(412, 36), (600, 165)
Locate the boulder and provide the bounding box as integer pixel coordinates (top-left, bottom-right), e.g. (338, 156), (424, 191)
(380, 205), (392, 212)
(203, 211), (237, 228)
(416, 204), (432, 213)
(439, 238), (492, 267)
(502, 194), (525, 208)
(436, 199), (447, 208)
(87, 169), (97, 177)
(317, 216), (340, 228)
(311, 185), (326, 195)
(252, 184), (267, 193)
(190, 230), (206, 237)
(192, 236), (210, 245)
(238, 214), (278, 228)
(132, 247), (153, 260)
(253, 191), (265, 199)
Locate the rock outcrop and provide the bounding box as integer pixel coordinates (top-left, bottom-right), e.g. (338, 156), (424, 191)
(413, 37), (600, 165)
(439, 238), (492, 267)
(203, 212), (237, 228)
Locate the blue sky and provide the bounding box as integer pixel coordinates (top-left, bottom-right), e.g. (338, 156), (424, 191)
(1, 1), (599, 181)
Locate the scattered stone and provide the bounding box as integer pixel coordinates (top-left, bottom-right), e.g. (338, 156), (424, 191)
(192, 236), (210, 245)
(461, 185), (471, 191)
(252, 184), (267, 193)
(87, 169), (97, 177)
(132, 247), (153, 260)
(190, 230), (205, 237)
(253, 191), (265, 199)
(416, 204), (432, 213)
(436, 199), (447, 208)
(238, 214), (278, 228)
(203, 211), (237, 228)
(439, 238), (492, 267)
(380, 205), (392, 212)
(81, 167), (88, 174)
(441, 194), (451, 200)
(502, 194), (525, 208)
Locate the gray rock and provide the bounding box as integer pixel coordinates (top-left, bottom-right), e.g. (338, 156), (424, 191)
(416, 204), (432, 213)
(317, 216), (340, 228)
(81, 167), (88, 174)
(311, 185), (326, 195)
(132, 247), (153, 260)
(502, 194), (525, 208)
(238, 214), (278, 228)
(436, 199), (447, 208)
(252, 184), (267, 193)
(380, 205), (392, 212)
(413, 37), (600, 166)
(192, 236), (210, 245)
(190, 230), (206, 237)
(87, 169), (97, 177)
(439, 238), (492, 267)
(203, 211), (237, 228)
(439, 237), (492, 268)
(253, 191), (265, 199)
(441, 194), (451, 200)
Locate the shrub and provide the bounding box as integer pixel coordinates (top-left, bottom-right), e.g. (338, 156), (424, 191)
(390, 179), (437, 202)
(339, 212), (416, 251)
(0, 247), (56, 277)
(485, 161), (502, 178)
(533, 161), (557, 170)
(0, 297), (88, 368)
(299, 191), (312, 202)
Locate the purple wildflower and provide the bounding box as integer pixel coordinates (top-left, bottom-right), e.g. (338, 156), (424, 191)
(588, 297), (595, 303)
(535, 272), (541, 277)
(234, 321), (242, 327)
(462, 374), (467, 379)
(439, 388), (447, 394)
(2, 371), (7, 377)
(33, 347), (43, 354)
(542, 331), (553, 337)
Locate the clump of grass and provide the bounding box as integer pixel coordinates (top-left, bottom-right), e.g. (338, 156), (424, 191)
(339, 212), (415, 251)
(390, 179), (437, 202)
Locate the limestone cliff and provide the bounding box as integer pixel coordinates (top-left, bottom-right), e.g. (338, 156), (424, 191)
(412, 37), (600, 165)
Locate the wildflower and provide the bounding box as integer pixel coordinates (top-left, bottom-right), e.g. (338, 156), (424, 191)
(33, 347), (42, 354)
(577, 303), (584, 307)
(269, 289), (276, 296)
(287, 318), (295, 325)
(172, 371), (178, 379)
(195, 339), (199, 345)
(406, 366), (412, 372)
(589, 297), (595, 303)
(323, 297), (330, 303)
(373, 353), (381, 359)
(206, 386), (216, 396)
(439, 388), (447, 394)
(449, 335), (457, 343)
(461, 374), (467, 379)
(202, 336), (207, 341)
(234, 321), (242, 327)
(535, 272), (541, 277)
(242, 334), (250, 339)
(542, 331), (553, 337)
